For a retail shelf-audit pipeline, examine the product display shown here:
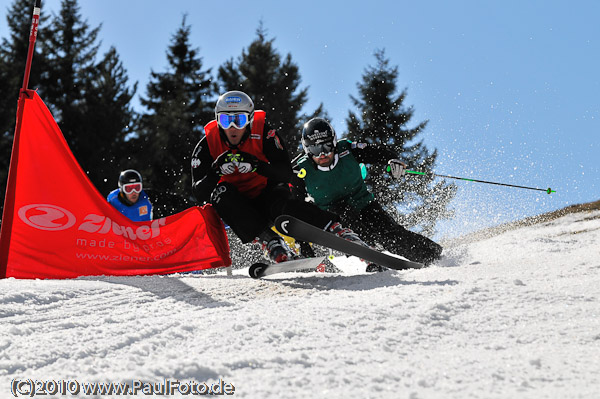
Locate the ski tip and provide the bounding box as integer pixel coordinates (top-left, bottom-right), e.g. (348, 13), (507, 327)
(249, 263), (268, 279)
(273, 215), (293, 236)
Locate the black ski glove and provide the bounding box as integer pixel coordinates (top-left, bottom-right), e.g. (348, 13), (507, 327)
(212, 151), (237, 176)
(212, 150), (258, 175)
(232, 151), (259, 174)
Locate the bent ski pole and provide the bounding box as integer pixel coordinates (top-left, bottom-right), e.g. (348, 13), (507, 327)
(387, 166), (555, 194)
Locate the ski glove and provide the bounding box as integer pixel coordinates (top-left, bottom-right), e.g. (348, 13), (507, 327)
(212, 151), (237, 175)
(388, 159), (407, 179)
(212, 150), (258, 176)
(233, 151), (259, 174)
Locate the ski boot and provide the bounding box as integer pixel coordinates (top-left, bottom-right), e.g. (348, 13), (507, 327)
(264, 236), (297, 263)
(327, 222), (368, 246)
(254, 228), (298, 264)
(327, 222), (385, 272)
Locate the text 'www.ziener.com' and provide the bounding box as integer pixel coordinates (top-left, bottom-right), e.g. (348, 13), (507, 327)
(10, 378), (236, 397)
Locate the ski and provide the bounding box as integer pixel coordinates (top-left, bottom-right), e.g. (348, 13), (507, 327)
(274, 215), (424, 270)
(249, 256), (327, 279)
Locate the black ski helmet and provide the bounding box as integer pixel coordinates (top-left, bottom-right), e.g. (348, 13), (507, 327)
(301, 118), (337, 157)
(118, 169), (142, 192)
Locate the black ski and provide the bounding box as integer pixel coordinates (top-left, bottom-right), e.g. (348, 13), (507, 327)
(274, 215), (424, 270)
(249, 256), (326, 279)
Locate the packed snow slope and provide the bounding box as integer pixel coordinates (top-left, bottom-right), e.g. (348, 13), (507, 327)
(1, 205), (599, 399)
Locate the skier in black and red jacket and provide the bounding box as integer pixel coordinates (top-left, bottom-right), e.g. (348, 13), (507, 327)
(191, 91), (370, 265)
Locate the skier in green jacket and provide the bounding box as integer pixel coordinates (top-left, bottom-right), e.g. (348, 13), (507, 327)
(291, 118), (443, 266)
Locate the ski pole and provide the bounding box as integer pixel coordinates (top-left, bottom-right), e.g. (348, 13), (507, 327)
(0, 0), (42, 277)
(21, 0), (41, 92)
(387, 166), (555, 194)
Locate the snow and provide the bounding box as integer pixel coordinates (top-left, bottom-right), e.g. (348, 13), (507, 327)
(1, 210), (599, 398)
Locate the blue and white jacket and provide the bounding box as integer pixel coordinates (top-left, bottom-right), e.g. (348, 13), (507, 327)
(107, 189), (153, 222)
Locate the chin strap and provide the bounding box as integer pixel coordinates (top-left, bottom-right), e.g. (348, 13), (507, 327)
(316, 153), (339, 171)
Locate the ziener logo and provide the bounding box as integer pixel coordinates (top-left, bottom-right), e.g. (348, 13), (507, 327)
(17, 204), (166, 241)
(18, 204), (76, 231)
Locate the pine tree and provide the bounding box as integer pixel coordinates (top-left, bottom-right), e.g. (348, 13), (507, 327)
(38, 0), (101, 157)
(34, 0), (138, 197)
(0, 0), (48, 136)
(346, 49), (456, 236)
(217, 23), (308, 154)
(136, 15), (216, 200)
(81, 47), (137, 196)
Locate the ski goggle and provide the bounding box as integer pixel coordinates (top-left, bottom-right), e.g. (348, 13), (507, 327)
(218, 113), (250, 129)
(122, 182), (142, 194)
(306, 142), (335, 157)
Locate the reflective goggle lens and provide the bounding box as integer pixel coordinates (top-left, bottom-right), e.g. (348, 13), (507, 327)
(307, 142), (334, 156)
(122, 182), (142, 194)
(218, 113), (249, 129)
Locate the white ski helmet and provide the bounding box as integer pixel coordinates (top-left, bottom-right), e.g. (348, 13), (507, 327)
(215, 90), (254, 123)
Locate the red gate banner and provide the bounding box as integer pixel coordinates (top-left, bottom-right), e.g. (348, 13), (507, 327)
(0, 91), (231, 279)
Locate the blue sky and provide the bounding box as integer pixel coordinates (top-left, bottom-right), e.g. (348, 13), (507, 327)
(2, 0), (599, 239)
